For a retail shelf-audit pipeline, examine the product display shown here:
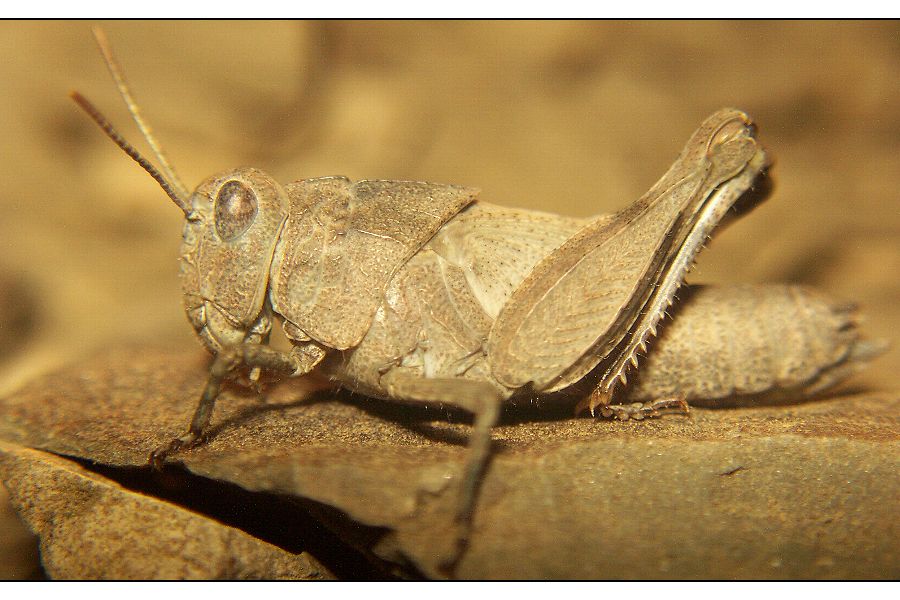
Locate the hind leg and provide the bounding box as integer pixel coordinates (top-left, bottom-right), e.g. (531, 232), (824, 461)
(575, 387), (690, 420)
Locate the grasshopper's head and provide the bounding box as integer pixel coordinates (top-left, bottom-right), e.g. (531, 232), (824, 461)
(70, 27), (289, 355)
(180, 168), (288, 353)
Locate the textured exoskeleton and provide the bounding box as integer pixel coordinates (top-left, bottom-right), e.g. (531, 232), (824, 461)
(73, 28), (885, 561)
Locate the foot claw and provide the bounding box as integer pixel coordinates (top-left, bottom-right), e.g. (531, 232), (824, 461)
(594, 397), (690, 421)
(148, 432), (199, 470)
(148, 445), (171, 471)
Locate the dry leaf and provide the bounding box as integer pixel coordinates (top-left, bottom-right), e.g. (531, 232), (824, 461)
(0, 441), (332, 580)
(0, 345), (896, 579)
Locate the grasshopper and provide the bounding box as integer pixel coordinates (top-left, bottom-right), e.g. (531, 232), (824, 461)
(72, 28), (883, 553)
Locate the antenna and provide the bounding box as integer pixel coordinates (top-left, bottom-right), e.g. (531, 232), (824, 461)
(91, 26), (190, 201)
(70, 91), (192, 216)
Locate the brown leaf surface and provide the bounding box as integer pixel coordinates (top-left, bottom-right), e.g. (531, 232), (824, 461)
(0, 440), (333, 580)
(1, 345), (897, 579)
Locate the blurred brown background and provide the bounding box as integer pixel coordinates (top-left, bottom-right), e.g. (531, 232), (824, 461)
(0, 20), (897, 578)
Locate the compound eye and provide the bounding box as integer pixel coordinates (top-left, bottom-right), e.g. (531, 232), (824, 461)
(214, 180), (258, 241)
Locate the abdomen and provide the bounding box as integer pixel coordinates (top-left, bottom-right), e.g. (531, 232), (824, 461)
(623, 284), (885, 406)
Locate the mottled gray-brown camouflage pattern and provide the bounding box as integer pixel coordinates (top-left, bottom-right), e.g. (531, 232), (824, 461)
(72, 28), (885, 565)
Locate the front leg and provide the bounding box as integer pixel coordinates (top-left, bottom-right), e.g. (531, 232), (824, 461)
(149, 343), (308, 468)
